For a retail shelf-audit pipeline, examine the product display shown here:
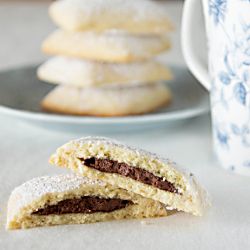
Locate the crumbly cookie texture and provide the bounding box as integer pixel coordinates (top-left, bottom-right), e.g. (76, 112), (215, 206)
(37, 56), (172, 87)
(49, 0), (174, 34)
(42, 30), (171, 63)
(41, 83), (171, 116)
(7, 174), (167, 229)
(50, 137), (211, 216)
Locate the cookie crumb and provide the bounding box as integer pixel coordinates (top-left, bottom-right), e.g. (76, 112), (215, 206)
(140, 220), (153, 225)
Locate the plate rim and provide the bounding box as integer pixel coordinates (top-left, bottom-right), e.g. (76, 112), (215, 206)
(0, 64), (210, 125)
(0, 103), (209, 124)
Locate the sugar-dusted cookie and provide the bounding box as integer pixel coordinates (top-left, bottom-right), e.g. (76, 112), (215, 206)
(49, 0), (174, 34)
(7, 174), (167, 229)
(41, 83), (171, 116)
(50, 137), (211, 216)
(42, 30), (171, 63)
(37, 56), (172, 87)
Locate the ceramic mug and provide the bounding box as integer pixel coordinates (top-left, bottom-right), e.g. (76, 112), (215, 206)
(182, 0), (250, 176)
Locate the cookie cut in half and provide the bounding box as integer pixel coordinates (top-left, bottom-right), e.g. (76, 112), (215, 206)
(7, 174), (167, 229)
(50, 137), (210, 216)
(37, 56), (172, 87)
(49, 0), (174, 34)
(42, 30), (171, 63)
(41, 83), (171, 116)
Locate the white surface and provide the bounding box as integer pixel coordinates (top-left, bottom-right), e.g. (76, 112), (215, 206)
(0, 2), (250, 250)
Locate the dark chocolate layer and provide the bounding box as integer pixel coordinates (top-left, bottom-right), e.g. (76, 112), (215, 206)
(32, 196), (132, 216)
(81, 157), (179, 194)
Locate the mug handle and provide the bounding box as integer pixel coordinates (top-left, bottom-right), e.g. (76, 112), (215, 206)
(181, 0), (211, 91)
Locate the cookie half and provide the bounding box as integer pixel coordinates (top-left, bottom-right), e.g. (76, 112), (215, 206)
(41, 83), (171, 116)
(50, 137), (211, 216)
(37, 56), (172, 87)
(7, 174), (167, 229)
(42, 30), (171, 63)
(49, 0), (174, 34)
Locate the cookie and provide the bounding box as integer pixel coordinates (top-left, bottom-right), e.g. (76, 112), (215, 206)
(49, 0), (174, 34)
(42, 30), (171, 63)
(50, 137), (211, 216)
(7, 174), (167, 229)
(41, 83), (171, 116)
(37, 56), (172, 87)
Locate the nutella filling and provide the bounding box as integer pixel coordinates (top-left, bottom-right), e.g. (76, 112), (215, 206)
(32, 196), (132, 216)
(81, 157), (179, 194)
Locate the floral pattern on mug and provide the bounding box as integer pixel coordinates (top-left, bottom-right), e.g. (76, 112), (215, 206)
(208, 0), (250, 173)
(209, 0), (227, 25)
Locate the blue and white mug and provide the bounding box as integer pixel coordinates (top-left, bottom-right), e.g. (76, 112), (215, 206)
(182, 0), (250, 176)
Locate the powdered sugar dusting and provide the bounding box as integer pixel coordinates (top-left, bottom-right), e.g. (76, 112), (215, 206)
(73, 137), (211, 214)
(44, 30), (170, 61)
(53, 137), (210, 215)
(51, 0), (171, 24)
(63, 30), (170, 57)
(38, 56), (170, 87)
(76, 136), (181, 171)
(9, 174), (105, 215)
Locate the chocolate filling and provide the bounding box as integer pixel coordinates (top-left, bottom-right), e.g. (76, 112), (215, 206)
(80, 157), (179, 194)
(32, 196), (132, 216)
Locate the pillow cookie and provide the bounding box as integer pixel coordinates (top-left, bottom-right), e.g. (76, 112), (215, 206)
(41, 83), (171, 116)
(50, 137), (211, 216)
(37, 56), (172, 87)
(42, 30), (171, 63)
(7, 174), (167, 229)
(49, 0), (174, 34)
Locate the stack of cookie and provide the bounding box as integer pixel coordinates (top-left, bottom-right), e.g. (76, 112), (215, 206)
(7, 137), (210, 229)
(37, 0), (174, 116)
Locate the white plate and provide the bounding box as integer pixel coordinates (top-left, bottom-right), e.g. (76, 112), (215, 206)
(0, 64), (209, 133)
